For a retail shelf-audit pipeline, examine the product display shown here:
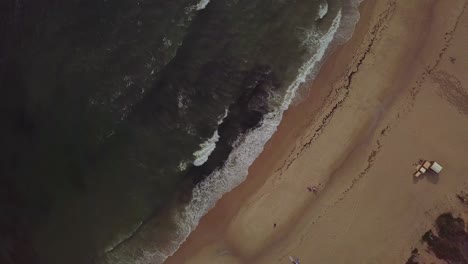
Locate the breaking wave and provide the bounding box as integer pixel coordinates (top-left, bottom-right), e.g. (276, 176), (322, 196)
(162, 3), (362, 262)
(318, 1), (329, 20)
(192, 109), (229, 166)
(195, 0), (210, 10)
(100, 2), (363, 263)
(186, 0), (210, 13)
(182, 6), (343, 230)
(167, 1), (366, 260)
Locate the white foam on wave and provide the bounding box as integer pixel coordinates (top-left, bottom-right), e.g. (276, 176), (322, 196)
(101, 3), (363, 263)
(282, 10), (342, 110)
(168, 8), (345, 258)
(185, 0), (210, 14)
(192, 109), (229, 166)
(195, 0), (210, 10)
(318, 1), (329, 20)
(192, 131), (220, 166)
(178, 160), (189, 171)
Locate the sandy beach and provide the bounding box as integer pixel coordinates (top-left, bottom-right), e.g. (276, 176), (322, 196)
(165, 0), (468, 263)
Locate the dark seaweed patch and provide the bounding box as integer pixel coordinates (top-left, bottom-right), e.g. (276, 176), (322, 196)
(421, 213), (468, 263)
(405, 248), (419, 264)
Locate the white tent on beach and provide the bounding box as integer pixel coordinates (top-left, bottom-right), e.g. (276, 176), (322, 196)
(414, 160), (443, 177)
(430, 161), (443, 173)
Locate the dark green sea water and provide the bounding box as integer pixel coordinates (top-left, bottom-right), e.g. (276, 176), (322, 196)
(0, 0), (360, 263)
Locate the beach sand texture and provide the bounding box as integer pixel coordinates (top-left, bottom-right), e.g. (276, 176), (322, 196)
(165, 0), (468, 263)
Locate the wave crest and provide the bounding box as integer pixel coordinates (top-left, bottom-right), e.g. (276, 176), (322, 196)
(100, 2), (363, 263)
(318, 1), (329, 20)
(171, 7), (348, 259)
(192, 109), (229, 166)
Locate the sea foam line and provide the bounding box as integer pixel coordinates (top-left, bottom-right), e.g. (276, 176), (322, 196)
(171, 8), (345, 257)
(102, 3), (362, 263)
(195, 0), (210, 10)
(192, 109), (229, 166)
(186, 0), (210, 13)
(318, 1), (329, 20)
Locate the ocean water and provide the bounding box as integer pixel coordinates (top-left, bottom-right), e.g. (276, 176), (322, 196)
(0, 0), (361, 263)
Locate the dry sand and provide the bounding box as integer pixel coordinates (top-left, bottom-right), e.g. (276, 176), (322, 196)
(165, 0), (468, 263)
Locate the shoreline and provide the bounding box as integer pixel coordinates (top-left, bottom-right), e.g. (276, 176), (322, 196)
(165, 0), (468, 263)
(97, 3), (361, 263)
(164, 0), (374, 261)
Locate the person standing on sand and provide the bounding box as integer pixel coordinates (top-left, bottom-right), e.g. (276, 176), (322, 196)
(307, 185), (318, 193)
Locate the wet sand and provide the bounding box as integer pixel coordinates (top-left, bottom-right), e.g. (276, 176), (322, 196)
(165, 0), (468, 263)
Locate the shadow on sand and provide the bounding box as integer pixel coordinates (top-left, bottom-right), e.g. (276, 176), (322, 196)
(412, 171), (440, 184)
